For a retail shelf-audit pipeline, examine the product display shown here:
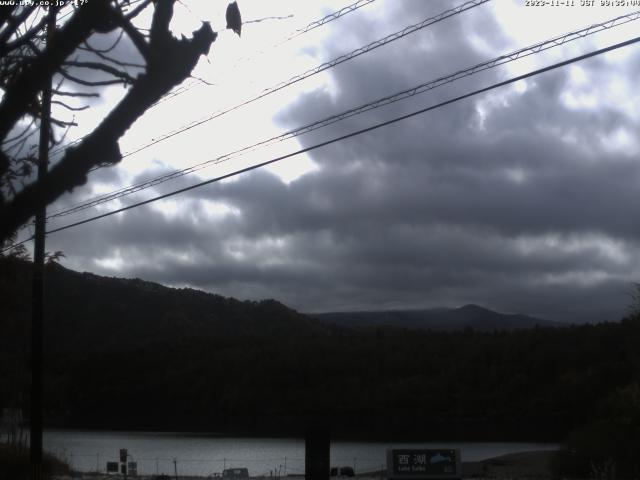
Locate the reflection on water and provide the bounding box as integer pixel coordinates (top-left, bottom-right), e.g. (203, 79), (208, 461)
(44, 430), (557, 477)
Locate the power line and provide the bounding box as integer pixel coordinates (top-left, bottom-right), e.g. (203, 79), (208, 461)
(111, 0), (490, 160)
(277, 0), (378, 44)
(47, 0), (491, 216)
(47, 9), (640, 220)
(198, 0), (381, 103)
(47, 0), (382, 161)
(35, 34), (640, 240)
(154, 0), (381, 100)
(5, 28), (638, 255)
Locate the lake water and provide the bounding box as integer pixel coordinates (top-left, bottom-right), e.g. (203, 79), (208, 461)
(44, 430), (557, 477)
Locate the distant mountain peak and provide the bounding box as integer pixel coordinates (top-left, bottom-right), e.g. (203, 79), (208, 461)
(458, 304), (488, 312)
(312, 304), (562, 332)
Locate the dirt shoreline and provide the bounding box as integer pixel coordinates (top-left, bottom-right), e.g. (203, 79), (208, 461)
(461, 450), (555, 478)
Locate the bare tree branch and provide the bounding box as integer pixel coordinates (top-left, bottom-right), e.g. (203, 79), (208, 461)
(0, 2), (217, 241)
(116, 14), (151, 61)
(51, 100), (90, 112)
(59, 68), (126, 87)
(62, 60), (138, 83)
(88, 48), (145, 69)
(0, 0), (115, 141)
(52, 89), (100, 98)
(80, 30), (125, 54)
(0, 6), (18, 31)
(0, 5), (38, 54)
(2, 11), (49, 57)
(2, 118), (37, 146)
(49, 117), (77, 128)
(125, 0), (154, 20)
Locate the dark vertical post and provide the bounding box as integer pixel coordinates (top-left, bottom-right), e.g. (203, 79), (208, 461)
(305, 427), (330, 480)
(120, 449), (128, 479)
(30, 8), (55, 480)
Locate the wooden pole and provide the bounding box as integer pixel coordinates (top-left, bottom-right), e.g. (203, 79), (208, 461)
(30, 8), (55, 480)
(305, 426), (330, 480)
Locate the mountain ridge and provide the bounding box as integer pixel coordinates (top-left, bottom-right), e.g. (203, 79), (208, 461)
(311, 303), (563, 331)
(31, 261), (563, 337)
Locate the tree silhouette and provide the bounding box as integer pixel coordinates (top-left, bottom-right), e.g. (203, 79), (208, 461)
(630, 283), (640, 318)
(0, 0), (220, 244)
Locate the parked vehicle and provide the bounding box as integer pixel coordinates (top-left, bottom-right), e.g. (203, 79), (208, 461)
(330, 466), (355, 477)
(222, 467), (250, 479)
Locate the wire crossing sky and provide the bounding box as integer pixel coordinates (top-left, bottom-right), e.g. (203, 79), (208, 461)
(45, 0), (492, 217)
(47, 0), (384, 161)
(278, 0), (378, 44)
(114, 0), (490, 161)
(45, 0), (490, 219)
(42, 35), (640, 234)
(46, 9), (640, 221)
(7, 1), (640, 324)
(5, 32), (639, 254)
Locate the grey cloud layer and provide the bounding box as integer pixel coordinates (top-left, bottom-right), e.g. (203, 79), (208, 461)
(50, 2), (640, 324)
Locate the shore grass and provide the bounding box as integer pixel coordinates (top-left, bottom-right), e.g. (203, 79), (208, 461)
(0, 442), (71, 479)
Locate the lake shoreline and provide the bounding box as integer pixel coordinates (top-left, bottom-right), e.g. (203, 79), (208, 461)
(50, 449), (557, 479)
(43, 430), (559, 478)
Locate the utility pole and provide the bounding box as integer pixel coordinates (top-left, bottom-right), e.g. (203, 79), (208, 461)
(30, 8), (55, 480)
(305, 426), (330, 480)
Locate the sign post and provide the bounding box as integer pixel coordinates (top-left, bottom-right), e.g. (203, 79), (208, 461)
(387, 449), (461, 480)
(120, 449), (128, 480)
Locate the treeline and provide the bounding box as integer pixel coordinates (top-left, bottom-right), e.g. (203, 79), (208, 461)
(44, 317), (640, 439)
(2, 258), (640, 475)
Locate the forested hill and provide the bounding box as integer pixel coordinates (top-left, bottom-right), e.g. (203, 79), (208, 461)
(2, 259), (326, 354)
(1, 257), (640, 448)
(3, 259), (559, 354)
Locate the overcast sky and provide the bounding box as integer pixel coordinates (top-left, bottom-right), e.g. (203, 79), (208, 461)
(36, 0), (640, 323)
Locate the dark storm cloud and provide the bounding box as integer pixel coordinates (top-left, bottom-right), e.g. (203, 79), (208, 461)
(51, 2), (640, 324)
